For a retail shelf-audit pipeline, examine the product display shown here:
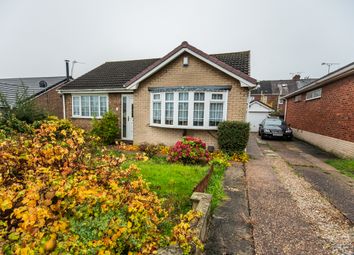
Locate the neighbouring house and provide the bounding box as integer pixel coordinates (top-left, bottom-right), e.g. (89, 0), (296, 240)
(251, 76), (316, 115)
(247, 100), (274, 132)
(58, 41), (257, 148)
(0, 61), (71, 118)
(284, 62), (354, 158)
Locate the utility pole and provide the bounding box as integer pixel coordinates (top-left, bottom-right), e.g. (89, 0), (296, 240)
(321, 62), (339, 74)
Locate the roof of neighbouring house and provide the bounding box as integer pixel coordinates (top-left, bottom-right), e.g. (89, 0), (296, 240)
(252, 78), (317, 96)
(59, 42), (254, 91)
(283, 62), (354, 99)
(0, 76), (67, 107)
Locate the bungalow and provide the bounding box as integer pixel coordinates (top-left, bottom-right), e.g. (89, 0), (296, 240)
(58, 42), (257, 148)
(283, 62), (354, 158)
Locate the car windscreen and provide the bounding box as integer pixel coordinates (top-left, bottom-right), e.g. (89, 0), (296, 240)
(265, 119), (284, 126)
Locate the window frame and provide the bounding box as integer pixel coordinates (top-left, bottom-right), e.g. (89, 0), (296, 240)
(305, 88), (322, 101)
(150, 90), (228, 130)
(71, 94), (109, 118)
(294, 95), (302, 102)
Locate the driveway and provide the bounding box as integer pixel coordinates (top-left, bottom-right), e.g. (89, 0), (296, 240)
(254, 134), (354, 223)
(246, 133), (353, 255)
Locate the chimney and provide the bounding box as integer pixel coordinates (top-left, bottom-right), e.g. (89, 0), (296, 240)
(292, 74), (301, 81)
(65, 60), (70, 81)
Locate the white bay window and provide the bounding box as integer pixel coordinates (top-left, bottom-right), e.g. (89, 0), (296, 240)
(72, 95), (108, 118)
(149, 88), (228, 129)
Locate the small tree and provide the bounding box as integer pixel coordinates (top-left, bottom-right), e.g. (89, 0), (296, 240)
(91, 111), (120, 144)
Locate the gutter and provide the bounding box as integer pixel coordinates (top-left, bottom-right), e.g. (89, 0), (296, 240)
(57, 88), (134, 94)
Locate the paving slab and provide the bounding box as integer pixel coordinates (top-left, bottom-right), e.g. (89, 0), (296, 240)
(205, 163), (254, 255)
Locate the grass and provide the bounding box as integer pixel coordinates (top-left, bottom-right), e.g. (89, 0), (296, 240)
(206, 165), (226, 211)
(325, 159), (354, 179)
(122, 156), (209, 215)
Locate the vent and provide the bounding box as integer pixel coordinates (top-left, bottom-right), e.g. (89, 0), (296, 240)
(39, 80), (48, 88)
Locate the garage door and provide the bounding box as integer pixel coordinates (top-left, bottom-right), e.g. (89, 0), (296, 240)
(249, 112), (269, 132)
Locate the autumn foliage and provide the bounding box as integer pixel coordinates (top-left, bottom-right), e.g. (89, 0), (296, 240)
(0, 118), (200, 254)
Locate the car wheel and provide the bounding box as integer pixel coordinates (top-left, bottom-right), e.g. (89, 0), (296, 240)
(286, 136), (293, 141)
(261, 134), (266, 140)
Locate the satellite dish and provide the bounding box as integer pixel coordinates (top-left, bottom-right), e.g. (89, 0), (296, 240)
(39, 80), (48, 88)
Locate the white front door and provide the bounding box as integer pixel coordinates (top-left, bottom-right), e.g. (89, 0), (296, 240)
(122, 94), (134, 140)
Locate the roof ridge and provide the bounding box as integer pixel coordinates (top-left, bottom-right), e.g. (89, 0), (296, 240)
(105, 58), (159, 64)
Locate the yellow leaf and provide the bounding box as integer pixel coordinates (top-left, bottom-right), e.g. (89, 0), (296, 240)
(1, 198), (12, 211)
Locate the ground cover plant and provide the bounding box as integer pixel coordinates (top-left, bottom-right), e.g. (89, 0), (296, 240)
(0, 118), (202, 254)
(325, 159), (354, 179)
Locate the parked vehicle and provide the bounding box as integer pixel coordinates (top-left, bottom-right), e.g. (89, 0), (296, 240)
(258, 117), (293, 140)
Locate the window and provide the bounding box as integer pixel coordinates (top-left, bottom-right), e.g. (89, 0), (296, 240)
(72, 95), (108, 118)
(152, 93), (161, 124)
(165, 93), (174, 125)
(294, 95), (302, 102)
(209, 93), (224, 126)
(150, 90), (227, 129)
(178, 92), (189, 125)
(193, 92), (204, 126)
(306, 88), (322, 101)
(73, 96), (80, 116)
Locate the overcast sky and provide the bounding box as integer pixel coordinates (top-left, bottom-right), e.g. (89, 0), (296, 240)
(0, 0), (353, 81)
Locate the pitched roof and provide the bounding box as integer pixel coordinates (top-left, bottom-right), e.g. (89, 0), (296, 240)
(60, 42), (255, 91)
(283, 62), (354, 99)
(0, 76), (67, 107)
(252, 79), (317, 96)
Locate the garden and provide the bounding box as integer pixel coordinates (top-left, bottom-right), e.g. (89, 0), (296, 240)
(0, 100), (250, 254)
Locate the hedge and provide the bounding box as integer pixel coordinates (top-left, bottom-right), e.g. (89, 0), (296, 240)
(217, 121), (250, 154)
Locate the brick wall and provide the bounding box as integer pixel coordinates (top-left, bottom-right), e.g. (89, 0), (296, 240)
(64, 93), (121, 130)
(285, 75), (354, 143)
(133, 53), (249, 148)
(33, 83), (66, 118)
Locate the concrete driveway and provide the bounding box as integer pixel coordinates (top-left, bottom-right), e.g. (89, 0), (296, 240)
(246, 133), (353, 255)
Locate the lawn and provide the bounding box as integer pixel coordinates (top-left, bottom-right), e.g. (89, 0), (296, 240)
(325, 159), (354, 179)
(122, 157), (210, 215)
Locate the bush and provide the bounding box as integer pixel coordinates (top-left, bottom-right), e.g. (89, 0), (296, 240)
(218, 121), (250, 154)
(91, 111), (120, 145)
(139, 143), (160, 158)
(0, 119), (201, 254)
(209, 151), (231, 168)
(167, 136), (210, 164)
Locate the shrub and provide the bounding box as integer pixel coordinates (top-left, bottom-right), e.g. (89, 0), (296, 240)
(0, 87), (47, 125)
(209, 151), (231, 168)
(231, 151), (250, 163)
(167, 136), (210, 164)
(91, 111), (120, 145)
(139, 143), (160, 158)
(218, 121), (250, 154)
(0, 119), (201, 254)
(116, 141), (140, 152)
